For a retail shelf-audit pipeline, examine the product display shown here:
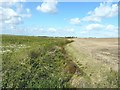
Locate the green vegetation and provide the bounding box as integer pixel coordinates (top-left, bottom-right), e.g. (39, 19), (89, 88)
(2, 35), (74, 88)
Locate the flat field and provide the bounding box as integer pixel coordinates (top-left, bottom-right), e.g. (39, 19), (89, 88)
(1, 35), (119, 88)
(66, 38), (118, 88)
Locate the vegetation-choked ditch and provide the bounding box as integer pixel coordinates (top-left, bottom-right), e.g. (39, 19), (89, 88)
(2, 35), (75, 88)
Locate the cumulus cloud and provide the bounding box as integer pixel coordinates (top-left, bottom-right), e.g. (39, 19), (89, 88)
(81, 24), (118, 34)
(0, 0), (26, 2)
(82, 2), (118, 22)
(89, 3), (118, 17)
(16, 4), (23, 13)
(86, 24), (104, 31)
(67, 2), (118, 25)
(21, 13), (32, 18)
(26, 8), (30, 13)
(106, 24), (118, 32)
(25, 26), (76, 36)
(0, 0), (26, 7)
(68, 28), (75, 32)
(0, 1), (32, 32)
(69, 18), (80, 25)
(65, 27), (75, 32)
(82, 16), (101, 22)
(36, 0), (58, 13)
(48, 27), (57, 32)
(0, 7), (20, 23)
(4, 16), (22, 25)
(0, 7), (31, 25)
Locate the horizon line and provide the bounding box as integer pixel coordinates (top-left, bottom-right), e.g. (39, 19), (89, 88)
(0, 34), (119, 38)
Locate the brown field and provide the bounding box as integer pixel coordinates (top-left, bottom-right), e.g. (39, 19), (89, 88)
(65, 38), (118, 88)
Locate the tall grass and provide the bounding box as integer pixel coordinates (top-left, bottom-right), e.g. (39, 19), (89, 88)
(2, 35), (73, 88)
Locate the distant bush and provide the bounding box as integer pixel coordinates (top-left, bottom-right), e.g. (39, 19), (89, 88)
(65, 36), (77, 38)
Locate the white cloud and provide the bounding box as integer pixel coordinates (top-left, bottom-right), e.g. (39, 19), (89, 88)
(81, 23), (118, 34)
(0, 1), (31, 23)
(0, 0), (26, 2)
(0, 7), (19, 22)
(82, 16), (101, 22)
(66, 28), (75, 32)
(21, 13), (32, 18)
(26, 8), (30, 13)
(0, 0), (26, 7)
(86, 23), (104, 31)
(106, 24), (118, 32)
(48, 27), (57, 32)
(36, 0), (58, 13)
(4, 16), (22, 25)
(20, 0), (26, 2)
(31, 26), (76, 35)
(91, 3), (118, 17)
(0, 7), (24, 25)
(16, 4), (23, 13)
(82, 2), (118, 22)
(0, 2), (32, 32)
(69, 28), (75, 32)
(69, 18), (80, 25)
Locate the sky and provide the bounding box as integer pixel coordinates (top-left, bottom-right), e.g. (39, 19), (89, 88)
(0, 0), (118, 38)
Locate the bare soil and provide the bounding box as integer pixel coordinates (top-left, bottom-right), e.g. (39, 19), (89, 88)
(65, 38), (118, 88)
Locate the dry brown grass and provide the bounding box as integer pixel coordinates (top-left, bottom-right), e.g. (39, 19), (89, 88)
(65, 38), (118, 88)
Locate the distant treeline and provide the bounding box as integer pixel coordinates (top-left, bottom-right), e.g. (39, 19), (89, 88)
(38, 36), (77, 38)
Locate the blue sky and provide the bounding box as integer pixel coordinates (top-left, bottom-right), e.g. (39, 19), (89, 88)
(0, 0), (118, 37)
